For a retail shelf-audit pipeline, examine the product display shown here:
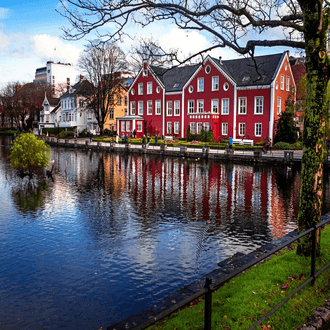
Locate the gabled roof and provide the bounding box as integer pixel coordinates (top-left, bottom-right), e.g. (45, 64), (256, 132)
(150, 64), (200, 92)
(60, 80), (93, 99)
(212, 53), (285, 87)
(50, 102), (61, 114)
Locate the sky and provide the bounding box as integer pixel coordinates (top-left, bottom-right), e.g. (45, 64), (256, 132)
(0, 1), (301, 88)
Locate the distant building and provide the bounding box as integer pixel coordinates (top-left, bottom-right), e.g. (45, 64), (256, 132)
(34, 61), (79, 97)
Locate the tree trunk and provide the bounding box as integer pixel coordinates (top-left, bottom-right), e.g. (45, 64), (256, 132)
(297, 1), (329, 256)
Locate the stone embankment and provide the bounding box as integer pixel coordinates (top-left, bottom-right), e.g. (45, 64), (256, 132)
(43, 137), (314, 167)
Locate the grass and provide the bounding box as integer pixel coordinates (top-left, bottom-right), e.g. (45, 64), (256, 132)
(146, 225), (330, 330)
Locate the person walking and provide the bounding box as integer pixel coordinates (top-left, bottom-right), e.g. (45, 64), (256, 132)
(229, 136), (233, 150)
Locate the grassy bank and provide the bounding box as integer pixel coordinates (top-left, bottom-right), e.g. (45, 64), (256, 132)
(147, 225), (330, 330)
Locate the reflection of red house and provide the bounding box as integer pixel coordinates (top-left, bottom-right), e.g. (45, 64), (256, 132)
(117, 51), (295, 143)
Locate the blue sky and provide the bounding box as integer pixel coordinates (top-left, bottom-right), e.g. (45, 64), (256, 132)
(0, 1), (300, 88)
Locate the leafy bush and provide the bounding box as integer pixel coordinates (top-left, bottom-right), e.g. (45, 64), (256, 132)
(9, 133), (50, 176)
(273, 141), (302, 150)
(58, 131), (75, 138)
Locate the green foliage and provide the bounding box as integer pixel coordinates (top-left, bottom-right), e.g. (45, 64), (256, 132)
(273, 141), (302, 150)
(58, 131), (75, 138)
(275, 95), (299, 144)
(9, 133), (50, 176)
(187, 128), (214, 142)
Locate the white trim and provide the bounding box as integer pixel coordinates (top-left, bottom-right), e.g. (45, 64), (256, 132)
(237, 85), (271, 90)
(269, 81), (275, 140)
(233, 86), (237, 139)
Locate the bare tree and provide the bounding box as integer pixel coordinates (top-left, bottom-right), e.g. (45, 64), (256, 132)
(58, 0), (330, 256)
(78, 41), (127, 135)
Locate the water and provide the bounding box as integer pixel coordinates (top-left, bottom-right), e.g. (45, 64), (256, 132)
(1, 136), (328, 329)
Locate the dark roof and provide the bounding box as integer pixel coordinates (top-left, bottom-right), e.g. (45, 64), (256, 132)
(212, 53), (285, 87)
(60, 80), (93, 99)
(150, 64), (200, 92)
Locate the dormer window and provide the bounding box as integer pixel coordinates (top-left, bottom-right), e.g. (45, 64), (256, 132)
(69, 86), (73, 93)
(173, 83), (179, 88)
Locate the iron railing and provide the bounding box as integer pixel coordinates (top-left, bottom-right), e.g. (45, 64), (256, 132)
(135, 218), (330, 330)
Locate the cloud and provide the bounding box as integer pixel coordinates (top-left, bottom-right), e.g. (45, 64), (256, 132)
(31, 34), (82, 65)
(0, 8), (10, 19)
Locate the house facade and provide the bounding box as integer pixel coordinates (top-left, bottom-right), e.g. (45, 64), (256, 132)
(39, 94), (60, 130)
(117, 51), (295, 143)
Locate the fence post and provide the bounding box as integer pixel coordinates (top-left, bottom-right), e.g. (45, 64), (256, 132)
(204, 277), (212, 330)
(311, 221), (317, 286)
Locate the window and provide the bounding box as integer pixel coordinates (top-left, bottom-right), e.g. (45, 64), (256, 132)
(79, 99), (83, 107)
(147, 82), (152, 94)
(126, 121), (130, 132)
(211, 99), (219, 113)
(125, 108), (128, 115)
(221, 98), (229, 115)
(238, 97), (247, 114)
(174, 122), (180, 134)
(130, 101), (136, 115)
(280, 74), (284, 90)
(124, 96), (127, 106)
(286, 76), (290, 91)
(174, 101), (180, 116)
(121, 121), (125, 132)
(222, 122), (228, 135)
(117, 96), (122, 105)
(205, 65), (211, 74)
(110, 95), (115, 104)
(156, 86), (161, 93)
(197, 122), (203, 134)
(147, 100), (152, 115)
(212, 76), (219, 91)
(138, 101), (143, 115)
(190, 122), (196, 134)
(239, 123), (246, 136)
(189, 85), (193, 93)
(131, 88), (135, 95)
(155, 100), (161, 115)
(197, 100), (204, 113)
(137, 121), (143, 132)
(277, 97), (282, 115)
(255, 123), (262, 136)
(167, 101), (173, 116)
(109, 108), (114, 119)
(254, 97), (263, 114)
(197, 78), (204, 92)
(188, 100), (194, 114)
(167, 122), (172, 135)
(223, 82), (229, 91)
(138, 83), (143, 95)
(203, 122), (210, 131)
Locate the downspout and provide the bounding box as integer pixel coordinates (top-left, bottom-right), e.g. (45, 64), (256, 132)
(233, 85), (237, 139)
(181, 92), (185, 139)
(269, 82), (275, 141)
(163, 90), (165, 136)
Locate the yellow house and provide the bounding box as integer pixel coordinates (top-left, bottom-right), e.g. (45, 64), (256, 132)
(104, 82), (129, 133)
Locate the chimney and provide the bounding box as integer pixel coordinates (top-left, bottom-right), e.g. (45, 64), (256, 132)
(80, 74), (84, 82)
(219, 56), (222, 65)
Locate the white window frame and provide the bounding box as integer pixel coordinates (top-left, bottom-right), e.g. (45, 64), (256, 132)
(254, 97), (263, 115)
(138, 83), (143, 95)
(197, 78), (204, 92)
(167, 121), (172, 135)
(277, 97), (282, 115)
(190, 122), (196, 134)
(147, 82), (152, 94)
(211, 99), (219, 113)
(147, 100), (152, 115)
(286, 76), (290, 92)
(155, 100), (161, 115)
(203, 122), (210, 131)
(137, 121), (143, 132)
(174, 122), (180, 134)
(188, 100), (194, 114)
(238, 97), (247, 115)
(222, 122), (228, 135)
(239, 123), (246, 136)
(166, 101), (173, 116)
(121, 121), (125, 132)
(130, 101), (136, 115)
(212, 76), (219, 91)
(138, 101), (143, 115)
(221, 98), (229, 115)
(126, 121), (130, 132)
(174, 100), (180, 116)
(197, 99), (204, 113)
(280, 74), (284, 90)
(255, 123), (262, 137)
(197, 122), (203, 134)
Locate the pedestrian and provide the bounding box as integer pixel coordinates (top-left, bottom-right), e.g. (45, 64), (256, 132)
(116, 135), (119, 143)
(263, 139), (268, 154)
(147, 135), (150, 147)
(229, 136), (233, 149)
(133, 129), (136, 138)
(268, 138), (273, 154)
(89, 132), (92, 142)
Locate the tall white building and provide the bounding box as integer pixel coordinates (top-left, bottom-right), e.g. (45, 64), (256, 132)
(34, 61), (79, 97)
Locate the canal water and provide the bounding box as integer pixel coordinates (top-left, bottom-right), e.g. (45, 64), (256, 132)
(1, 136), (329, 329)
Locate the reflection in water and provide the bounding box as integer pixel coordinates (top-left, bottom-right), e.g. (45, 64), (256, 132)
(0, 139), (322, 330)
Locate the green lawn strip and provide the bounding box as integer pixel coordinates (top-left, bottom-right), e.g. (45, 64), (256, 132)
(147, 226), (330, 330)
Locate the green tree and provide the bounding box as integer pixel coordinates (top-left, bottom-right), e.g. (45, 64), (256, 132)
(58, 0), (330, 256)
(275, 95), (299, 144)
(9, 133), (50, 177)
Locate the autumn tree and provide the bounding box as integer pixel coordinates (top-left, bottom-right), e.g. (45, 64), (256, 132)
(78, 41), (128, 135)
(58, 0), (330, 256)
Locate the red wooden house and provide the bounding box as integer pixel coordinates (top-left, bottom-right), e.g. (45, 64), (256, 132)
(117, 51), (295, 143)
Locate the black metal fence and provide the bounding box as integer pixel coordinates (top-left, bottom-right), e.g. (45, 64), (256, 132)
(135, 218), (330, 330)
